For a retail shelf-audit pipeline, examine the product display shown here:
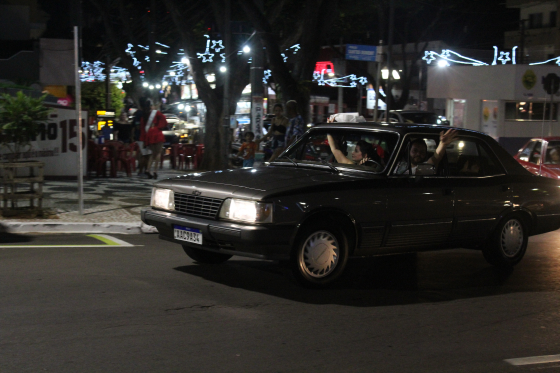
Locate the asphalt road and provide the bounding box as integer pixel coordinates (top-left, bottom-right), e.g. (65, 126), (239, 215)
(2, 231), (560, 372)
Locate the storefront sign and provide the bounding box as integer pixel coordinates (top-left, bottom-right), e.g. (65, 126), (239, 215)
(516, 66), (560, 100)
(0, 106), (88, 177)
(345, 44), (377, 62)
(251, 96), (263, 138)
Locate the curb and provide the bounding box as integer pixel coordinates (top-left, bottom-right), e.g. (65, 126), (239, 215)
(2, 222), (159, 234)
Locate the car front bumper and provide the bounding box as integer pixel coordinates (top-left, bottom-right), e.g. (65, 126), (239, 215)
(141, 208), (295, 261)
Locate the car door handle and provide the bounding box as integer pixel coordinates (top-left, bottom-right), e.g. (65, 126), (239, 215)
(443, 188), (454, 196)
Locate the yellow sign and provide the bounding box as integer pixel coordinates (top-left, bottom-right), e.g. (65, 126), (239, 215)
(97, 110), (106, 115)
(522, 70), (537, 90)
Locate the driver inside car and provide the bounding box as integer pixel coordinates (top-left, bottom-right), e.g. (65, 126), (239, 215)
(394, 129), (458, 175)
(326, 134), (383, 171)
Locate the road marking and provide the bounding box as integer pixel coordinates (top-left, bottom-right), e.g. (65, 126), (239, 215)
(88, 234), (134, 246)
(505, 354), (560, 366)
(0, 234), (137, 248)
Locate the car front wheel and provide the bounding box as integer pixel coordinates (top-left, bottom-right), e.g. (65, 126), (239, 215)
(182, 246), (232, 264)
(482, 215), (528, 268)
(291, 223), (349, 287)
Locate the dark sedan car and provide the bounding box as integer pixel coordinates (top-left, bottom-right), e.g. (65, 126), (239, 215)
(515, 137), (560, 180)
(142, 123), (560, 287)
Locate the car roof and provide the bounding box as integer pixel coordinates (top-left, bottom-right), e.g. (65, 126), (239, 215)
(313, 121), (468, 136)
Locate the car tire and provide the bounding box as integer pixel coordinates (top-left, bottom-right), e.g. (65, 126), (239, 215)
(290, 222), (349, 288)
(482, 214), (528, 268)
(182, 246), (232, 264)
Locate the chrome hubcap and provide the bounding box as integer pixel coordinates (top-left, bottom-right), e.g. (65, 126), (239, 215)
(501, 219), (523, 257)
(300, 230), (339, 278)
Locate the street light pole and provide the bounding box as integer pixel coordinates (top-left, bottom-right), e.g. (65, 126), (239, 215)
(222, 0), (231, 169)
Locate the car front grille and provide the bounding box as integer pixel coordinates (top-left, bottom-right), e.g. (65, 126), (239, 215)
(174, 193), (223, 219)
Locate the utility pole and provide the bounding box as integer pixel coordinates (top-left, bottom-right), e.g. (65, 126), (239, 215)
(222, 0), (231, 168)
(520, 19), (527, 64)
(250, 0), (264, 140)
(385, 0), (395, 118)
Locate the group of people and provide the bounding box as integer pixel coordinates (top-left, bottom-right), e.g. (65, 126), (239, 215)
(99, 99), (168, 179)
(236, 100), (305, 167)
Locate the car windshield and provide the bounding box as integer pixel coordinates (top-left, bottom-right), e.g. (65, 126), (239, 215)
(278, 128), (399, 173)
(400, 112), (438, 124)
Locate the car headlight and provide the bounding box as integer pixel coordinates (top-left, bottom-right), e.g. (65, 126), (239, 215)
(151, 188), (175, 211)
(219, 198), (273, 223)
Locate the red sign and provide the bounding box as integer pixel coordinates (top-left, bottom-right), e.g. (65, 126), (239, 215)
(314, 61), (335, 76)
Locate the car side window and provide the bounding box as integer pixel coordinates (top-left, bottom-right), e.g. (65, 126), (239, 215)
(529, 141), (542, 164)
(392, 135), (445, 176)
(518, 141), (536, 162)
(447, 138), (505, 177)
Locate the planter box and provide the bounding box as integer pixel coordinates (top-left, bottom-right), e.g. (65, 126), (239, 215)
(0, 161), (44, 216)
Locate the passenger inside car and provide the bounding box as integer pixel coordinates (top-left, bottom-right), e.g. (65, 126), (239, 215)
(547, 148), (560, 164)
(326, 133), (383, 170)
(394, 129), (458, 175)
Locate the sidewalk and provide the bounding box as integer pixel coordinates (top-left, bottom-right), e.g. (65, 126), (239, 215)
(1, 165), (188, 234)
(1, 159), (265, 234)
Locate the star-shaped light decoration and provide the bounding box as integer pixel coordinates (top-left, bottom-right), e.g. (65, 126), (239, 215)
(211, 40), (224, 53)
(289, 44), (301, 54)
(422, 51), (436, 64)
(498, 51), (511, 64)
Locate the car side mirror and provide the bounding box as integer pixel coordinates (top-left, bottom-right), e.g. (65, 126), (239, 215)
(415, 163), (436, 176)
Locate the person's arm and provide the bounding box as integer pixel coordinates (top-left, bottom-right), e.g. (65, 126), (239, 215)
(428, 129), (458, 166)
(237, 143), (246, 158)
(327, 134), (352, 164)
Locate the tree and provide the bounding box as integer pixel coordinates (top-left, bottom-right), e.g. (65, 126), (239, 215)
(81, 82), (125, 116)
(87, 0), (180, 106)
(238, 0), (339, 122)
(163, 0), (251, 170)
(0, 91), (51, 157)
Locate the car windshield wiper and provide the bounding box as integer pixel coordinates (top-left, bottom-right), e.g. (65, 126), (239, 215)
(320, 159), (339, 173)
(274, 154), (298, 167)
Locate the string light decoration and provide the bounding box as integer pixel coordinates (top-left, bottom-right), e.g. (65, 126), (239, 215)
(263, 69), (272, 84)
(423, 49), (488, 66)
(80, 62), (130, 82)
(424, 45), (560, 66)
(197, 35), (214, 63)
(312, 70), (369, 88)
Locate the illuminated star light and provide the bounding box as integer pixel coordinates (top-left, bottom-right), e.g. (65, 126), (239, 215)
(289, 44), (301, 54)
(492, 46), (511, 65)
(263, 69), (272, 84)
(211, 40), (224, 53)
(197, 35), (215, 63)
(423, 50), (487, 66)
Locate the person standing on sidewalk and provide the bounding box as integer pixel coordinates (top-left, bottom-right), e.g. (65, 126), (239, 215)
(284, 100), (305, 147)
(139, 100), (167, 179)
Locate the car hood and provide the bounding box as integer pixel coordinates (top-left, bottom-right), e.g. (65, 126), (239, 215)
(156, 165), (372, 200)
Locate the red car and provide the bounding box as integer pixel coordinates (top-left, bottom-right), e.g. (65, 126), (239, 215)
(514, 137), (560, 179)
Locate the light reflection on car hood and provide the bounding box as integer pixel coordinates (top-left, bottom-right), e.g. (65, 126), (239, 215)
(156, 165), (371, 199)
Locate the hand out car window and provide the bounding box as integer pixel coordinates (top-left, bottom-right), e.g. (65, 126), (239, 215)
(447, 138), (505, 177)
(282, 128), (398, 172)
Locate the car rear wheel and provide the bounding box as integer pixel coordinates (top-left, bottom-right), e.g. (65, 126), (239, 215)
(291, 223), (349, 287)
(482, 215), (528, 268)
(182, 246), (232, 264)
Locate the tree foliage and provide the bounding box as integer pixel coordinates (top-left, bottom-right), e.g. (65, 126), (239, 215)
(81, 82), (125, 116)
(0, 91), (51, 156)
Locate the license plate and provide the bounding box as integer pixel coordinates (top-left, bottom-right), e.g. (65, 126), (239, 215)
(173, 225), (202, 245)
